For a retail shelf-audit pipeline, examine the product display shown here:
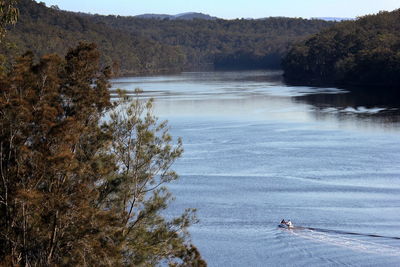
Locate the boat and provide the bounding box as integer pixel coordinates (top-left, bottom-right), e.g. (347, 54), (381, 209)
(279, 221), (294, 229)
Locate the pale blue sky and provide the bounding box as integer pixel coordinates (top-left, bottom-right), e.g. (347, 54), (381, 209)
(38, 0), (399, 19)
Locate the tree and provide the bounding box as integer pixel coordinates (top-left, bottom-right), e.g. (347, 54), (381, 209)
(0, 42), (205, 266)
(0, 0), (18, 73)
(98, 91), (205, 266)
(0, 0), (18, 40)
(0, 42), (116, 266)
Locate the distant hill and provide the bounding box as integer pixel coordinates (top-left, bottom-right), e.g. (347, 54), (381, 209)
(135, 12), (218, 20)
(283, 9), (400, 87)
(314, 17), (354, 21)
(134, 13), (173, 19)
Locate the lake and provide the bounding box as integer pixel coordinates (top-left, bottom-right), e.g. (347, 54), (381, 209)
(111, 71), (400, 266)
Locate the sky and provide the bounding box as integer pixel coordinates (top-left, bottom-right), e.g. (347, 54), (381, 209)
(38, 0), (399, 19)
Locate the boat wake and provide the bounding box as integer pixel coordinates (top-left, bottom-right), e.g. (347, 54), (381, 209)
(304, 227), (400, 240)
(285, 226), (400, 256)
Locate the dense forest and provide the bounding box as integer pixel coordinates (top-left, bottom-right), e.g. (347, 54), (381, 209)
(283, 9), (400, 87)
(84, 14), (333, 70)
(2, 0), (334, 74)
(2, 0), (186, 75)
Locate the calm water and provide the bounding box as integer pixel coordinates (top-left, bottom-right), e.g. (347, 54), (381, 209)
(111, 71), (400, 266)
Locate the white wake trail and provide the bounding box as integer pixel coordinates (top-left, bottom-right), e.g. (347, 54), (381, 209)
(290, 229), (400, 257)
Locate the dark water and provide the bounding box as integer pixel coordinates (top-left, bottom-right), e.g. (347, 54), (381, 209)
(111, 71), (400, 266)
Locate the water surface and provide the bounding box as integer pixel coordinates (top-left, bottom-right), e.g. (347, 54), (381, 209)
(112, 71), (400, 266)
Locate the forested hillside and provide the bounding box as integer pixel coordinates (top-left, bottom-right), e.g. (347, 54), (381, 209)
(85, 14), (333, 70)
(2, 0), (186, 75)
(3, 0), (333, 74)
(283, 9), (400, 87)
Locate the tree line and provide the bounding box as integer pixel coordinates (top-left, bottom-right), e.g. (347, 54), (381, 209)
(282, 9), (400, 87)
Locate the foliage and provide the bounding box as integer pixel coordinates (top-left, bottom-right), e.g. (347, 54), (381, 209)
(0, 0), (18, 73)
(0, 43), (205, 266)
(282, 9), (400, 87)
(0, 0), (18, 39)
(3, 0), (333, 74)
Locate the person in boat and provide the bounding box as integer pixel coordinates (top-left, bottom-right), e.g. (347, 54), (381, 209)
(287, 220), (293, 227)
(281, 219), (286, 224)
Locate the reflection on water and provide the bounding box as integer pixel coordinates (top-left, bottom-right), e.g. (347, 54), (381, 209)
(111, 71), (400, 132)
(294, 86), (400, 130)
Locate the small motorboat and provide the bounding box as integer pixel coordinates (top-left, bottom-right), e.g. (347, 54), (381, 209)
(279, 221), (294, 229)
